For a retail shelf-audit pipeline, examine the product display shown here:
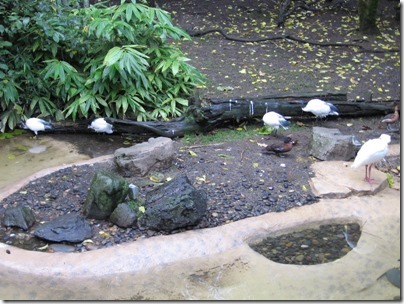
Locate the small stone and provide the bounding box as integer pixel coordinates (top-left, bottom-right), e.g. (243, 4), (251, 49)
(301, 244), (309, 249)
(212, 212), (218, 217)
(312, 239), (320, 246)
(295, 254), (305, 262)
(340, 247), (351, 254)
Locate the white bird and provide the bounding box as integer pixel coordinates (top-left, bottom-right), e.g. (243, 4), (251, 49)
(302, 99), (339, 118)
(262, 111), (290, 136)
(20, 118), (53, 137)
(88, 118), (113, 134)
(351, 134), (391, 184)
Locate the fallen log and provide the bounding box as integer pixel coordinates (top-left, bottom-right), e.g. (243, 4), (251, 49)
(48, 92), (397, 138)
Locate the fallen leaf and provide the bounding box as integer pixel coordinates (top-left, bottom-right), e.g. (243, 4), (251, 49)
(253, 163), (259, 168)
(217, 154), (233, 158)
(99, 231), (111, 238)
(188, 150), (197, 157)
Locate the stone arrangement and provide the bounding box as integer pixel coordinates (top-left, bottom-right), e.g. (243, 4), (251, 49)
(1, 137), (208, 244)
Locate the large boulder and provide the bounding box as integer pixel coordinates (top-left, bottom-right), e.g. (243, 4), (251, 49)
(114, 137), (175, 177)
(34, 214), (92, 243)
(139, 174), (207, 231)
(83, 171), (129, 220)
(309, 127), (357, 161)
(2, 205), (36, 230)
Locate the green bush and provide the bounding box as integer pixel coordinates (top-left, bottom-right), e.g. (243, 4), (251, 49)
(0, 0), (206, 132)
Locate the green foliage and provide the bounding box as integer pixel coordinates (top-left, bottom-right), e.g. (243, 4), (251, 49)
(386, 172), (394, 188)
(128, 199), (146, 219)
(0, 0), (205, 131)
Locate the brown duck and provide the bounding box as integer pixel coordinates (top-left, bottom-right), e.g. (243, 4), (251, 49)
(381, 105), (400, 130)
(262, 137), (295, 157)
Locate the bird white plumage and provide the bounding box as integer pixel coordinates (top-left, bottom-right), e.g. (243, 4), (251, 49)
(351, 134), (391, 183)
(21, 118), (53, 136)
(302, 99), (339, 118)
(262, 111), (290, 135)
(88, 118), (113, 134)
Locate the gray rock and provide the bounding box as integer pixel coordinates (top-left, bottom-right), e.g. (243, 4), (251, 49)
(309, 127), (356, 161)
(83, 171), (129, 220)
(386, 268), (400, 288)
(110, 203), (137, 228)
(34, 214), (92, 243)
(139, 174), (207, 231)
(3, 205), (36, 230)
(114, 137), (174, 177)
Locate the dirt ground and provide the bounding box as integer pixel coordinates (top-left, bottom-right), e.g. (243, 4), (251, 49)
(0, 0), (401, 252)
(161, 0), (400, 102)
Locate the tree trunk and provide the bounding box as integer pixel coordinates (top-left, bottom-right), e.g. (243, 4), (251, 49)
(48, 92), (396, 138)
(358, 0), (380, 35)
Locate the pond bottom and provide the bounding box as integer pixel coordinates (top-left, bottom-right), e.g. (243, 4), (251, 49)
(249, 223), (361, 265)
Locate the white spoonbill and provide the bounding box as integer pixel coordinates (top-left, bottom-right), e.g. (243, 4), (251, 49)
(262, 111), (290, 136)
(351, 134), (391, 184)
(88, 118), (114, 134)
(20, 118), (53, 137)
(302, 99), (339, 118)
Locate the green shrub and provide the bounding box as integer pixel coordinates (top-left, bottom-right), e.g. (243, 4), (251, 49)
(0, 0), (205, 131)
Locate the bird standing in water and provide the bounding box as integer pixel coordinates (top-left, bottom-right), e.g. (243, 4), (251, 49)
(381, 105), (400, 131)
(88, 118), (114, 134)
(19, 118), (53, 138)
(262, 111), (290, 136)
(351, 134), (391, 184)
(302, 99), (339, 119)
(262, 136), (295, 157)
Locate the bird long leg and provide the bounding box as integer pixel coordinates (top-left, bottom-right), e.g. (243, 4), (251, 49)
(364, 165), (369, 182)
(365, 164), (375, 184)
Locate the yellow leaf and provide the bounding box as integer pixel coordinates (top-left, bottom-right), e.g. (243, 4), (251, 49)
(377, 88), (383, 92)
(138, 206), (146, 213)
(189, 150), (197, 157)
(99, 231), (111, 238)
(253, 163), (259, 168)
(239, 69), (247, 74)
(302, 185), (307, 192)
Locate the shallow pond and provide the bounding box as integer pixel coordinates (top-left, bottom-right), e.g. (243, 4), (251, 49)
(0, 132), (139, 193)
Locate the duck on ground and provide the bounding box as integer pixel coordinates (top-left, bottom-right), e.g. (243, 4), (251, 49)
(19, 117), (53, 137)
(302, 99), (339, 119)
(262, 111), (290, 136)
(351, 134), (391, 184)
(381, 104), (400, 131)
(88, 118), (114, 134)
(262, 136), (295, 157)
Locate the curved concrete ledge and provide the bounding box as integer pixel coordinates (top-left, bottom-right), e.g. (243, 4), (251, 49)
(0, 148), (400, 300)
